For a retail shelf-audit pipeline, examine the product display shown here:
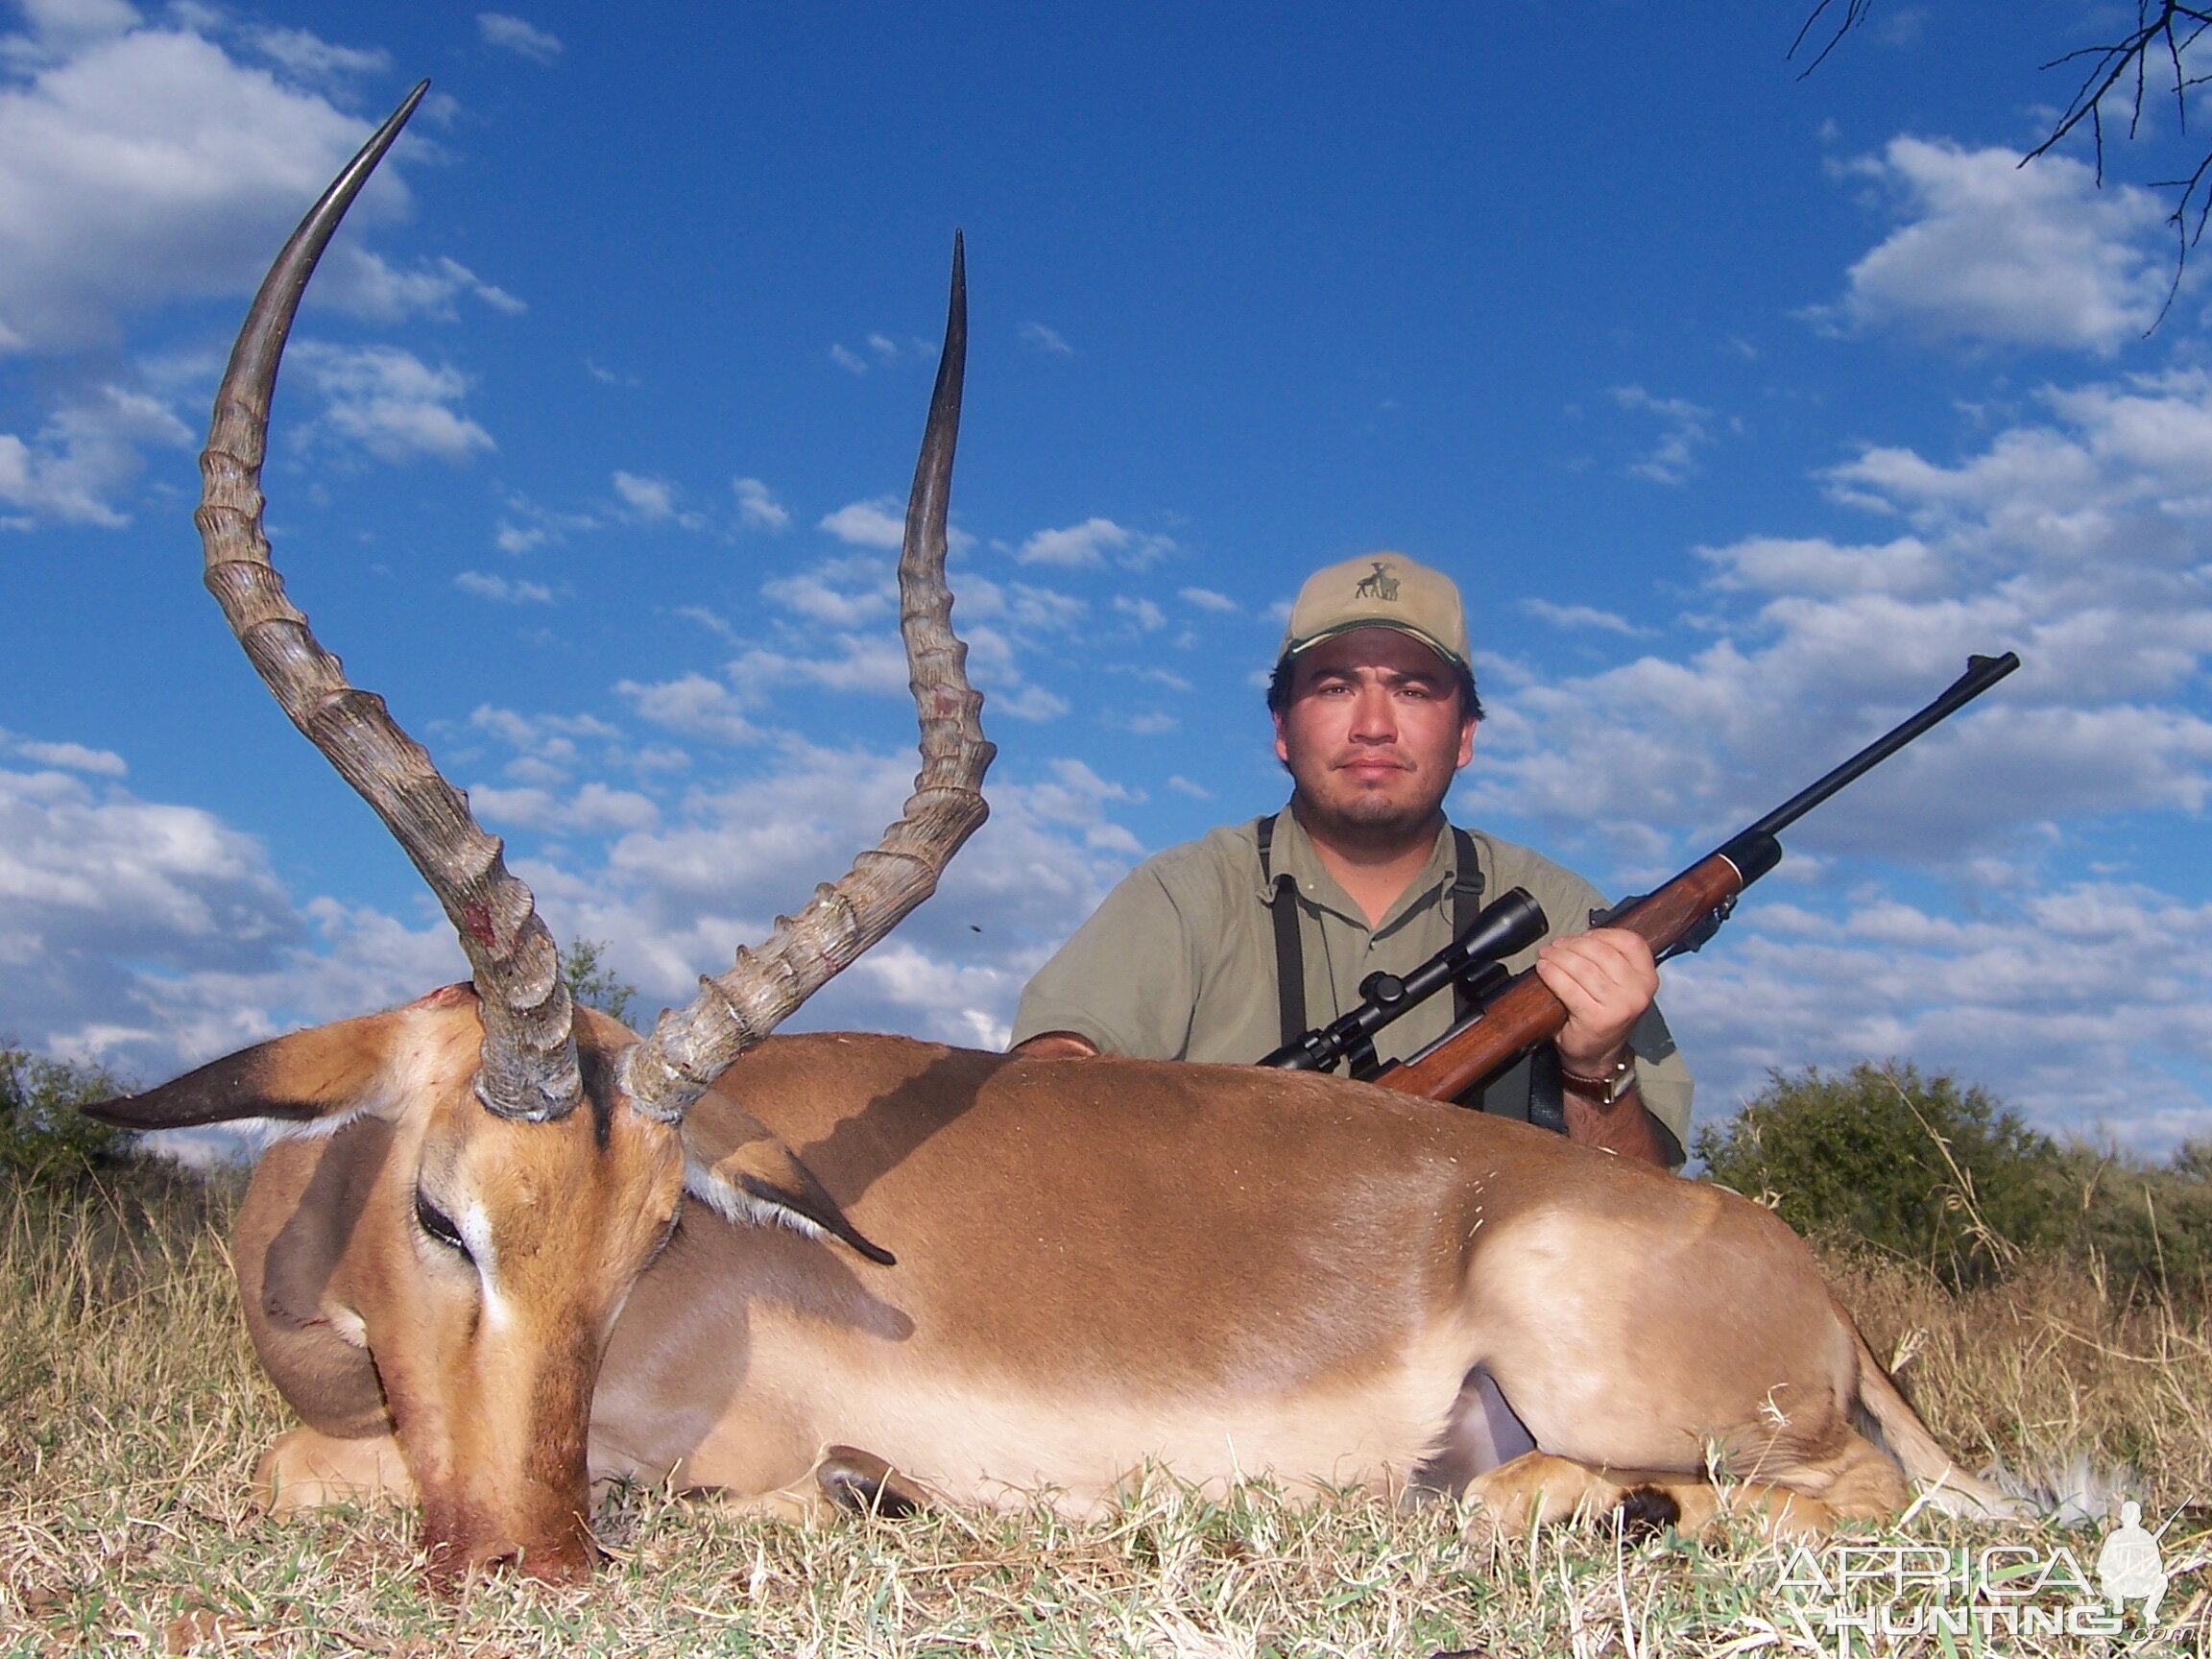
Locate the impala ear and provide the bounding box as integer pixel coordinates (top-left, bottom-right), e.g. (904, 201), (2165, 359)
(681, 1107), (895, 1267)
(82, 984), (477, 1132)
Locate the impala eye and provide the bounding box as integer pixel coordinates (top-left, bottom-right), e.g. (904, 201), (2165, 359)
(415, 1190), (472, 1261)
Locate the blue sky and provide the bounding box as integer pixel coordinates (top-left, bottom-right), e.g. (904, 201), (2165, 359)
(5, 0), (2211, 1149)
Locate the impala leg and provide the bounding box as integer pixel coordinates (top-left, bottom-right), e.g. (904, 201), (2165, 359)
(1464, 1452), (1846, 1543)
(662, 1447), (932, 1527)
(255, 1427), (418, 1514)
(1734, 1426), (1907, 1525)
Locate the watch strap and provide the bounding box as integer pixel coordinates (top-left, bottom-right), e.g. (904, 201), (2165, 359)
(1558, 1053), (1637, 1106)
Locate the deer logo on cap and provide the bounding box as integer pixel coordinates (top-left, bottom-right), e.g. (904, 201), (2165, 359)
(1354, 560), (1401, 602)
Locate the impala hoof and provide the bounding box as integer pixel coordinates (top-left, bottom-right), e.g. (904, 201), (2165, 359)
(816, 1445), (927, 1519)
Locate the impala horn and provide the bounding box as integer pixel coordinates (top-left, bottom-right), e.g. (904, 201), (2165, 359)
(619, 237), (995, 1121)
(197, 82), (582, 1122)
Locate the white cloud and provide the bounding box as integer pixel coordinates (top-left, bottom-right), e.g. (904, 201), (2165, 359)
(508, 744), (1136, 1046)
(1017, 517), (1176, 569)
(1179, 587), (1238, 613)
(1668, 879), (2212, 1149)
(1114, 594), (1166, 631)
(819, 496), (905, 548)
(492, 490), (597, 554)
(2, 730), (126, 775)
(615, 673), (764, 746)
(730, 637), (912, 699)
(291, 343), (493, 464)
(985, 683), (1071, 721)
(0, 382), (189, 527)
(1608, 385), (1715, 485)
(612, 469), (705, 529)
(1829, 138), (2170, 353)
(763, 555), (895, 626)
(675, 605), (737, 643)
(830, 344), (867, 374)
(613, 470), (673, 517)
(733, 475), (789, 531)
(0, 20), (398, 355)
(334, 252), (525, 324)
(0, 761), (299, 1061)
(241, 25), (390, 84)
(0, 713), (1138, 1139)
(958, 575), (1088, 635)
(1463, 365), (2212, 867)
(477, 12), (562, 64)
(1019, 321), (1073, 356)
(464, 705), (628, 779)
(1520, 597), (1653, 637)
(455, 570), (554, 605)
(1441, 360), (2212, 1145)
(469, 781), (659, 833)
(0, 11), (518, 527)
(13, 0), (142, 50)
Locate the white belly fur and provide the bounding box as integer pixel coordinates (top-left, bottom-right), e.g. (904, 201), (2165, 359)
(634, 1311), (1480, 1513)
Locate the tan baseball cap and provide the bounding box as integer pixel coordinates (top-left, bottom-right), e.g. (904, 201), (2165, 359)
(1278, 552), (1470, 671)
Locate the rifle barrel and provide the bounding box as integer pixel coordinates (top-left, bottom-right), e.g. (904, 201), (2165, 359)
(1747, 652), (2019, 840)
(1371, 650), (2021, 1110)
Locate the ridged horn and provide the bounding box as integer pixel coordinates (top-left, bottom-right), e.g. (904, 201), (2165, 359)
(195, 82), (583, 1123)
(620, 234), (994, 1121)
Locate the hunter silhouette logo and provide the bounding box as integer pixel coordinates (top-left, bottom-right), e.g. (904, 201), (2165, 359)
(2098, 1501), (2169, 1625)
(1354, 560), (1401, 601)
(1775, 1502), (2195, 1647)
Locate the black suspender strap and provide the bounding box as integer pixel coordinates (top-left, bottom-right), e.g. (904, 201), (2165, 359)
(1448, 827), (1485, 1026)
(1255, 813), (1307, 1051)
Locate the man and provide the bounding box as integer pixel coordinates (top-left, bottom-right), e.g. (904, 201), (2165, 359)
(1010, 551), (1692, 1167)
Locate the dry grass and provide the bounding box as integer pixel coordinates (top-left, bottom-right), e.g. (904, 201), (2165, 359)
(5, 1166), (2211, 1657)
(1828, 1243), (2212, 1513)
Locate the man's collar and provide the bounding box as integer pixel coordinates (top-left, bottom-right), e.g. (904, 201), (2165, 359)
(1261, 806), (1456, 933)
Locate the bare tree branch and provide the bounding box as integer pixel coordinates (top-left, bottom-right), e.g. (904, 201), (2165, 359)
(1788, 0), (1875, 79)
(1796, 1), (2212, 333)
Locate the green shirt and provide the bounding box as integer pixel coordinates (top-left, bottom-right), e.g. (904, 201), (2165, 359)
(1010, 809), (1694, 1161)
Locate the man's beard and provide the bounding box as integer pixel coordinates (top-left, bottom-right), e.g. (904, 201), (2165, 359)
(1293, 771), (1448, 845)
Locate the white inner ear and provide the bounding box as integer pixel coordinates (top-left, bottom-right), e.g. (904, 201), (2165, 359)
(685, 1156), (830, 1245)
(261, 1100), (377, 1143)
(256, 1053), (421, 1142)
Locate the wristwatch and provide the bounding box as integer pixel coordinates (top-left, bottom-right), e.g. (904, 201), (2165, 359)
(1558, 1052), (1637, 1106)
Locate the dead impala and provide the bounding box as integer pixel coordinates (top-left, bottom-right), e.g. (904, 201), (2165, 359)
(90, 84), (2014, 1582)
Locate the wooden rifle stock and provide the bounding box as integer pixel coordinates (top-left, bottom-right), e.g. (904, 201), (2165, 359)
(1371, 850), (1750, 1102)
(1367, 650), (2022, 1108)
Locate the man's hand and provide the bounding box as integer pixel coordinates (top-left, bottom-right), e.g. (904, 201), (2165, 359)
(1534, 927), (1657, 1075)
(1011, 1031), (1100, 1060)
(1534, 927), (1669, 1166)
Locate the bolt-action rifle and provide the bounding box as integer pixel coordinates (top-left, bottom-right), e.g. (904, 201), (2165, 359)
(1262, 652), (2021, 1109)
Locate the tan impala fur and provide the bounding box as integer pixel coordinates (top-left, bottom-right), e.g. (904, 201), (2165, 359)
(87, 84), (2013, 1584)
(111, 991), (2011, 1577)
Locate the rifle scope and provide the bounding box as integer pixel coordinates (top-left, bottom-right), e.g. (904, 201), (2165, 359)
(1260, 887), (1548, 1072)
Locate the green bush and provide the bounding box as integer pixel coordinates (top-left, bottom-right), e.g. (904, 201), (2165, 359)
(561, 937), (637, 1029)
(1697, 1060), (2212, 1299)
(2051, 1139), (2212, 1298)
(0, 1043), (134, 1184)
(1695, 1061), (2064, 1285)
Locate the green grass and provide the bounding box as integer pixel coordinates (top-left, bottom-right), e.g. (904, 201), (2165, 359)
(5, 1162), (2211, 1656)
